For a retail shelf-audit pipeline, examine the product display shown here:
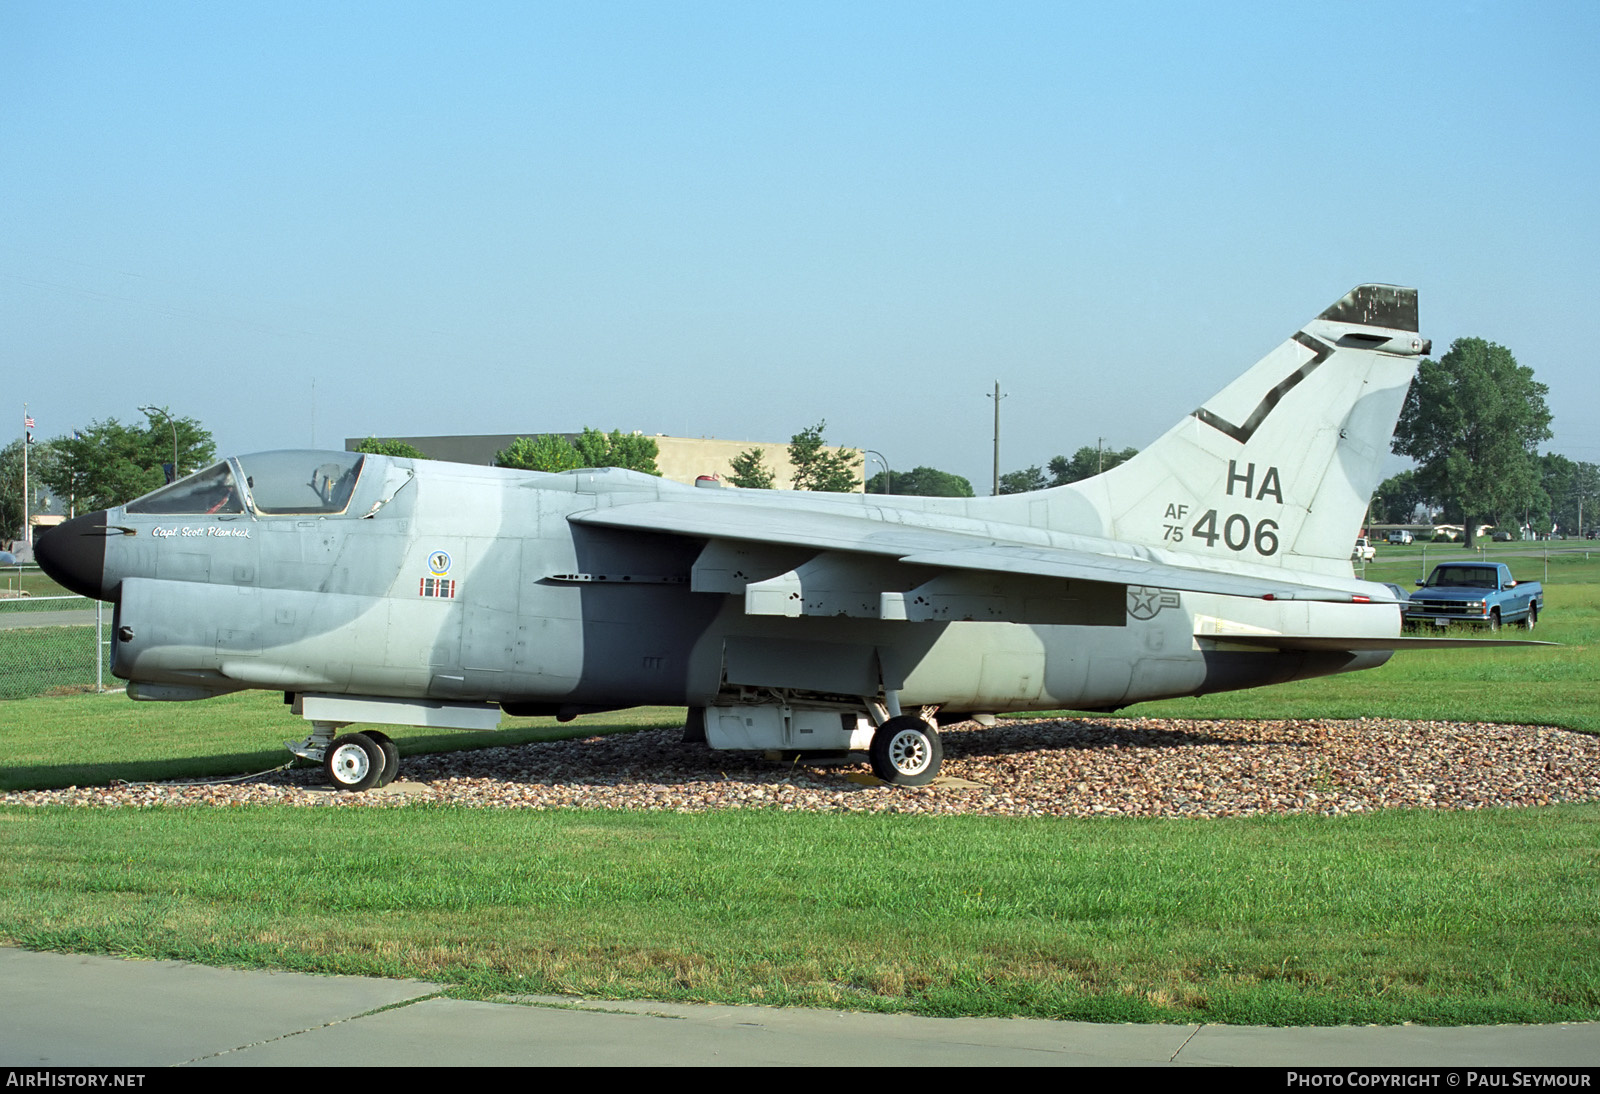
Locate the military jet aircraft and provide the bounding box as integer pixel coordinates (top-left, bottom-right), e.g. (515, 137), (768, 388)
(41, 285), (1504, 791)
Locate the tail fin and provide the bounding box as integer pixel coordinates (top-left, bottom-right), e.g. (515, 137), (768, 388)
(1048, 285), (1426, 576)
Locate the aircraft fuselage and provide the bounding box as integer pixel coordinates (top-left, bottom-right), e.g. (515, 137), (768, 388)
(48, 457), (1394, 718)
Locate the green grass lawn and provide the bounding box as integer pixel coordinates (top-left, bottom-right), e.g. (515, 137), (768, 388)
(0, 693), (683, 791)
(5, 802), (1597, 1025)
(0, 567), (70, 598)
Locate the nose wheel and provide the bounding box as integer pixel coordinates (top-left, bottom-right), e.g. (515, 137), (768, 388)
(324, 730), (400, 791)
(366, 730), (400, 788)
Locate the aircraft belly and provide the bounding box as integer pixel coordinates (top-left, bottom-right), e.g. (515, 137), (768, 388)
(524, 526), (718, 706)
(901, 613), (1211, 711)
(561, 583), (721, 704)
(896, 624), (1049, 708)
(681, 589), (1380, 714)
(1184, 595), (1399, 695)
(724, 635), (880, 695)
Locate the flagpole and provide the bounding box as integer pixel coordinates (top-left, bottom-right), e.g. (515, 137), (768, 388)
(21, 404), (30, 556)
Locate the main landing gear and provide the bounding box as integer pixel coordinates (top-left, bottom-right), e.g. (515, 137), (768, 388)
(868, 714), (943, 787)
(698, 694), (949, 787)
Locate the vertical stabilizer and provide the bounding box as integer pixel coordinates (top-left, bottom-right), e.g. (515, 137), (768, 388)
(1041, 286), (1427, 577)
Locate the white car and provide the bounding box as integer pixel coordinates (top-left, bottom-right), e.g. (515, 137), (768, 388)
(1386, 529), (1414, 544)
(1352, 537), (1376, 562)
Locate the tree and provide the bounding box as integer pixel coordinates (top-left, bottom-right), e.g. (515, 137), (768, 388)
(355, 437), (431, 459)
(997, 466), (1048, 494)
(494, 428), (661, 476)
(41, 411), (215, 513)
(996, 446), (1140, 495)
(1047, 445), (1139, 486)
(1368, 469), (1432, 525)
(494, 434), (583, 472)
(571, 428), (661, 476)
(1539, 453), (1575, 533)
(1392, 338), (1552, 548)
(788, 421), (861, 492)
(727, 447), (776, 489)
(1542, 455), (1600, 536)
(864, 465), (975, 497)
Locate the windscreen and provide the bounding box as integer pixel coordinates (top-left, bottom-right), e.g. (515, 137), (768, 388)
(237, 451), (365, 514)
(126, 463), (245, 515)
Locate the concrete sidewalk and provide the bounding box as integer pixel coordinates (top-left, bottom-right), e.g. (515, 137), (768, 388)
(2, 947), (1596, 1067)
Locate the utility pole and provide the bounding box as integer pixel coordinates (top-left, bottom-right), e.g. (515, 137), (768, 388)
(987, 380), (1006, 495)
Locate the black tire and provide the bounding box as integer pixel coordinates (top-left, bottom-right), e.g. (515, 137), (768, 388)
(325, 732), (385, 792)
(1488, 609), (1501, 633)
(365, 730), (401, 787)
(869, 716), (942, 786)
(1524, 605), (1537, 632)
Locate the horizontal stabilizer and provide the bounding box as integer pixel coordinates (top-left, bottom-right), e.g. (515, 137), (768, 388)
(1203, 634), (1555, 651)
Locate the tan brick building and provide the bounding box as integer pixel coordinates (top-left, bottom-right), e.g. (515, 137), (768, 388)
(345, 433), (863, 491)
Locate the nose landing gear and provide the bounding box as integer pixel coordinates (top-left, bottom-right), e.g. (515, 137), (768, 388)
(288, 723), (402, 791)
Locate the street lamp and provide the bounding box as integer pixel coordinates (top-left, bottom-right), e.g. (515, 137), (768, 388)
(138, 405), (179, 483)
(863, 449), (891, 494)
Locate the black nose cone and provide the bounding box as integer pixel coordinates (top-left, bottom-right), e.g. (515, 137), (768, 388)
(35, 510), (110, 601)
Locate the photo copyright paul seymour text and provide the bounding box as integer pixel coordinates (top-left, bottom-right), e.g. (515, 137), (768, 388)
(1287, 1075), (1592, 1088)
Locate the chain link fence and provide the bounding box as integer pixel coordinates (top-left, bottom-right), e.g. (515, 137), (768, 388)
(0, 568), (111, 699)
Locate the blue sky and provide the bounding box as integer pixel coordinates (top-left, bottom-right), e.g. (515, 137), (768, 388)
(4, 1), (1597, 490)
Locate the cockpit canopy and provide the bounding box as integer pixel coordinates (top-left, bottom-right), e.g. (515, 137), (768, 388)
(126, 451), (366, 517)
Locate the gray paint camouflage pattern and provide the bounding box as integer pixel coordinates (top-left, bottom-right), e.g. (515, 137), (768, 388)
(43, 285), (1518, 787)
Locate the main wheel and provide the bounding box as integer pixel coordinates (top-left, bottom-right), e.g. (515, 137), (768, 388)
(365, 730), (401, 788)
(869, 716), (943, 786)
(325, 732), (386, 792)
(1524, 605), (1537, 632)
(1488, 609), (1501, 633)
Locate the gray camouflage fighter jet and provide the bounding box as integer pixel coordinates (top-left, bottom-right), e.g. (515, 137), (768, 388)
(40, 285), (1508, 791)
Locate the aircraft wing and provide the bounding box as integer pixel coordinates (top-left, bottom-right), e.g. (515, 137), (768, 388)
(889, 544), (1382, 602)
(569, 499), (1387, 606)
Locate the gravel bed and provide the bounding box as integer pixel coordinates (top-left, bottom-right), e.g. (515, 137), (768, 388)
(6, 717), (1599, 817)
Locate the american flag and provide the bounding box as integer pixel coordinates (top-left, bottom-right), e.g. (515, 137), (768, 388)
(23, 415), (34, 428)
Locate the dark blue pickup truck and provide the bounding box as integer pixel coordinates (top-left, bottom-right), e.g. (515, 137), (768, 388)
(1404, 562), (1543, 632)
